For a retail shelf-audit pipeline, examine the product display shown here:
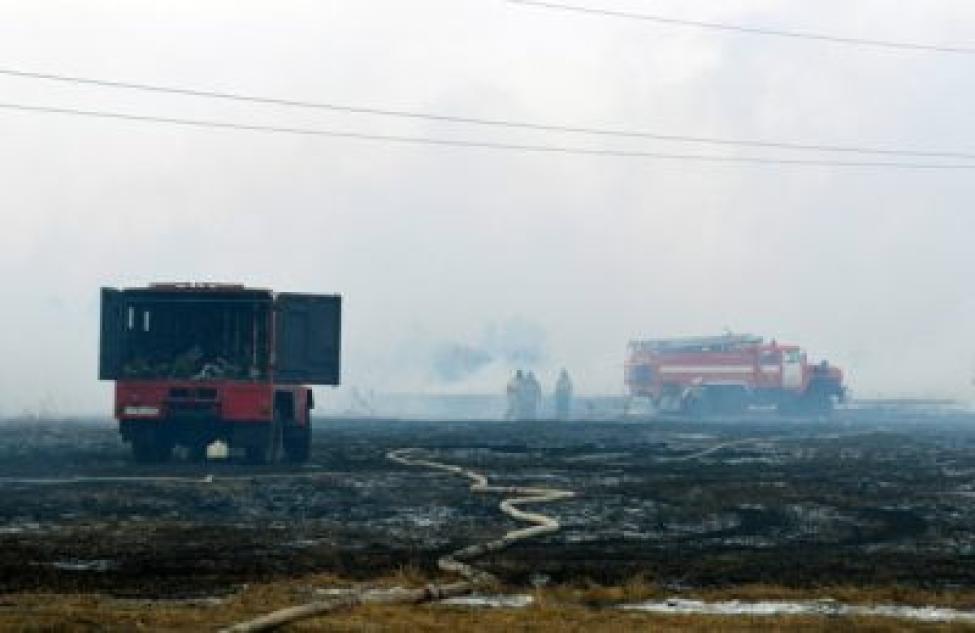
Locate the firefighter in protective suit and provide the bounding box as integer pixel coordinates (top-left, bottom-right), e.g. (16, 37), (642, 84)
(554, 368), (572, 420)
(505, 370), (524, 420)
(524, 371), (542, 420)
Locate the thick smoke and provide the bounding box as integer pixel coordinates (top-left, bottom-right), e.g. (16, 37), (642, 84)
(431, 318), (548, 384)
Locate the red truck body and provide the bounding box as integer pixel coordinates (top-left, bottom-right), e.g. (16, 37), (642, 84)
(625, 334), (845, 414)
(99, 283), (340, 463)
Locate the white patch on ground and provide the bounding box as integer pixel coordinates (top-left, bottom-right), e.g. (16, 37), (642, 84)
(316, 587), (358, 596)
(0, 521), (44, 534)
(439, 593), (534, 608)
(564, 453), (632, 463)
(621, 598), (975, 622)
(45, 559), (116, 572)
(723, 457), (777, 465)
(314, 587), (534, 609)
(667, 513), (741, 534)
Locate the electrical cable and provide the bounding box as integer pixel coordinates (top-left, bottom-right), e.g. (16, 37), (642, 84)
(1, 102), (973, 169)
(0, 67), (972, 160)
(508, 0), (975, 55)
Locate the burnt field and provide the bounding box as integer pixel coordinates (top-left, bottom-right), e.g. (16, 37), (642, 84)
(1, 407), (975, 600)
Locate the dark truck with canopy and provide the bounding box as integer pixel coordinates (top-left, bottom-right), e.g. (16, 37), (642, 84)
(99, 283), (341, 463)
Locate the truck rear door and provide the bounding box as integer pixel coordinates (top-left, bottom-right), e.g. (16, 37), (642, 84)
(98, 287), (126, 380)
(274, 293), (341, 385)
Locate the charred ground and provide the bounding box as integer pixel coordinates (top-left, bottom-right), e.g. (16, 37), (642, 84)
(1, 407), (974, 599)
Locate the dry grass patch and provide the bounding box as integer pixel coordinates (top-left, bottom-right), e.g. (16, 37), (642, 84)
(3, 574), (975, 631)
(293, 603), (973, 632)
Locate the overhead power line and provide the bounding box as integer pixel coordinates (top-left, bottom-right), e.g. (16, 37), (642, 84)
(508, 0), (975, 55)
(0, 67), (973, 161)
(1, 102), (972, 169)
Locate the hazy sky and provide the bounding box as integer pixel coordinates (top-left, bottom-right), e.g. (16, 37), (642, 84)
(1, 0), (974, 415)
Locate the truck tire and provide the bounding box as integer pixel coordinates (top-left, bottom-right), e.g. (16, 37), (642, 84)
(800, 392), (834, 415)
(245, 416), (283, 465)
(131, 430), (173, 464)
(186, 442), (208, 463)
(776, 399), (796, 416)
(778, 392), (833, 416)
(284, 423), (311, 463)
(795, 379), (838, 416)
(683, 394), (708, 417)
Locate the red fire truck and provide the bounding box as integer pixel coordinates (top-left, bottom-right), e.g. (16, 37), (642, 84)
(625, 334), (845, 415)
(98, 283), (341, 463)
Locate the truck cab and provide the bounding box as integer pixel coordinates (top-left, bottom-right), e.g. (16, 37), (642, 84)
(98, 283), (341, 463)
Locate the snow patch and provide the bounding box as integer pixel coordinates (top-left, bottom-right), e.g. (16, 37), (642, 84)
(621, 598), (975, 622)
(439, 593), (534, 608)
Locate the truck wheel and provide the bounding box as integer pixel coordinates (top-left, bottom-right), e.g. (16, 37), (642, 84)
(132, 431), (173, 463)
(284, 423), (311, 463)
(801, 393), (834, 416)
(245, 417), (283, 465)
(186, 442), (208, 463)
(681, 390), (709, 417)
(132, 438), (155, 463)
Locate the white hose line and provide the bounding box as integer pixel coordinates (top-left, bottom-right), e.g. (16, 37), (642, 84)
(663, 430), (867, 463)
(0, 471), (336, 486)
(390, 448), (574, 585)
(221, 448), (575, 633)
(663, 438), (761, 462)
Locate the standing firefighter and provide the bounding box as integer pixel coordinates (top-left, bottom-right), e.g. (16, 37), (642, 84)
(505, 369), (542, 421)
(524, 371), (542, 420)
(554, 368), (573, 420)
(505, 370), (524, 420)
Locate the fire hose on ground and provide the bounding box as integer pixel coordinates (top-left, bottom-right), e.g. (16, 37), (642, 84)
(221, 448), (576, 632)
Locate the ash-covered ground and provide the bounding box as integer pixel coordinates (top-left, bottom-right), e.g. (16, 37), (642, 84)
(1, 406), (974, 599)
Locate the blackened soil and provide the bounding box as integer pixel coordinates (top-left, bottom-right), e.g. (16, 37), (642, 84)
(1, 408), (974, 597)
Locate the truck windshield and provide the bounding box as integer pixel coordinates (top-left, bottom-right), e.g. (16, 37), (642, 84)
(120, 299), (269, 380)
